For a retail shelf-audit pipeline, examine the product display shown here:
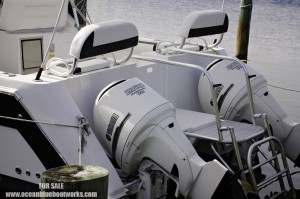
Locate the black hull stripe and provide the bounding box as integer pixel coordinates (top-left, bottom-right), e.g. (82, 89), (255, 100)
(0, 93), (65, 169)
(0, 174), (39, 192)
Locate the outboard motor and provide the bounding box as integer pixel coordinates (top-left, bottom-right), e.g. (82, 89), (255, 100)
(198, 59), (300, 166)
(93, 77), (178, 174)
(93, 77), (246, 198)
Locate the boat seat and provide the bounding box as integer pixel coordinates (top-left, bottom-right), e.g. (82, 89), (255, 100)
(47, 19), (139, 77)
(179, 10), (228, 39)
(69, 19), (138, 60)
(175, 108), (265, 144)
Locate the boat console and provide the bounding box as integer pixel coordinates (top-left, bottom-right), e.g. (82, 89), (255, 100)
(0, 0), (68, 32)
(0, 0), (77, 75)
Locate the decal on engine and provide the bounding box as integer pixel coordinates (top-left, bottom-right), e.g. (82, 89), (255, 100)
(210, 84), (224, 106)
(106, 113), (119, 141)
(124, 83), (146, 96)
(215, 84), (224, 98)
(226, 61), (242, 70)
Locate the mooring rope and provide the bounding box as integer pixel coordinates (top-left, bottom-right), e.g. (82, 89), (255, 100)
(267, 84), (300, 93)
(0, 114), (90, 166)
(0, 115), (79, 128)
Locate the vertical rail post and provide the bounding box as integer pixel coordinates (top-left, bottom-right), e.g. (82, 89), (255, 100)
(236, 0), (253, 63)
(74, 0), (87, 27)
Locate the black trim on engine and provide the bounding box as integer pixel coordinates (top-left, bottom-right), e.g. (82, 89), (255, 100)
(97, 80), (126, 102)
(212, 171), (247, 199)
(295, 154), (300, 168)
(112, 113), (131, 161)
(0, 93), (66, 169)
(207, 59), (223, 71)
(218, 83), (234, 110)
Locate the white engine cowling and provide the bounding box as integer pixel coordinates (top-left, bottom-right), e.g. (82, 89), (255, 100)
(198, 60), (300, 165)
(198, 59), (265, 120)
(93, 77), (248, 198)
(93, 77), (175, 174)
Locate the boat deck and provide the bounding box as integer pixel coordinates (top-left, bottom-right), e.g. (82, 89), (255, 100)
(176, 108), (265, 144)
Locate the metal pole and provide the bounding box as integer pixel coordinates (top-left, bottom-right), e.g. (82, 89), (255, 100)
(254, 113), (285, 191)
(35, 0), (68, 81)
(235, 0), (253, 63)
(73, 0), (88, 27)
(220, 127), (246, 179)
(247, 137), (296, 198)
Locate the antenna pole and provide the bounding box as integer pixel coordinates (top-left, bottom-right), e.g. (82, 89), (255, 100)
(35, 0), (67, 81)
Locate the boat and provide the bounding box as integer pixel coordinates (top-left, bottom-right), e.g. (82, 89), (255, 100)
(0, 1), (299, 198)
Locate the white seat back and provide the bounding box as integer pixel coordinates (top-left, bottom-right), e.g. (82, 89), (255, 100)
(179, 10), (228, 39)
(45, 20), (138, 77)
(69, 20), (139, 60)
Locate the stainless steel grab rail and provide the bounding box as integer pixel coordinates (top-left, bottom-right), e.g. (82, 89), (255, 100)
(132, 55), (224, 140)
(138, 38), (257, 125)
(165, 47), (257, 125)
(247, 136), (296, 198)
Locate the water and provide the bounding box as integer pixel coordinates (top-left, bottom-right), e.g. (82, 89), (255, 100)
(87, 0), (300, 197)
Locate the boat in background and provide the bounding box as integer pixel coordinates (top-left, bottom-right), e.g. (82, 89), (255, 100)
(0, 1), (299, 198)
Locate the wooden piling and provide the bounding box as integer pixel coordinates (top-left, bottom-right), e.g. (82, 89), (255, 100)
(40, 165), (108, 199)
(235, 0), (253, 63)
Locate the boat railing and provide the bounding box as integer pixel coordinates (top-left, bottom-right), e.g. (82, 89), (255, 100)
(139, 9), (257, 125)
(165, 47), (257, 125)
(247, 136), (296, 198)
(132, 55), (224, 141)
(138, 37), (257, 126)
